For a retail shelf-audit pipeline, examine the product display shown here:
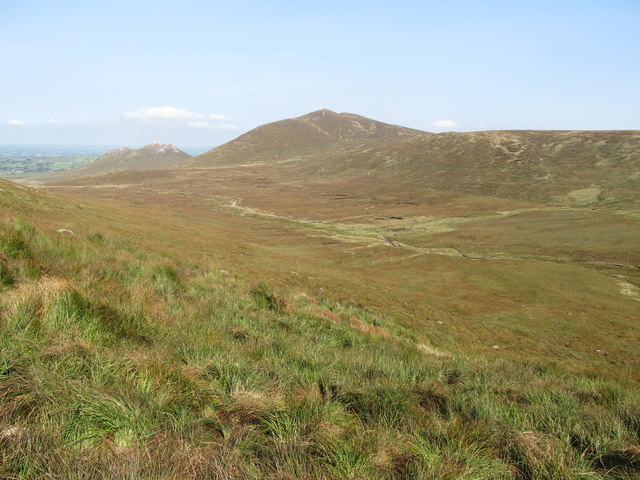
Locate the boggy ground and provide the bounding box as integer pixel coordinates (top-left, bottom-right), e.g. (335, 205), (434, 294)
(43, 162), (640, 383)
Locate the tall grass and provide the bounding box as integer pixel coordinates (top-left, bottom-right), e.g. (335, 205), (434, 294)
(1, 217), (639, 479)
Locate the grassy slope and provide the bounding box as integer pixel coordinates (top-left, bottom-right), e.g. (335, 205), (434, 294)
(2, 179), (640, 478)
(40, 163), (640, 380)
(302, 130), (640, 207)
(6, 114), (640, 477)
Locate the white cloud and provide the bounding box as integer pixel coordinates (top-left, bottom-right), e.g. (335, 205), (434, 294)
(216, 124), (239, 131)
(8, 119), (26, 126)
(209, 113), (233, 121)
(188, 121), (239, 131)
(431, 120), (458, 130)
(124, 106), (203, 120)
(48, 119), (62, 125)
(188, 120), (211, 128)
(123, 106), (238, 133)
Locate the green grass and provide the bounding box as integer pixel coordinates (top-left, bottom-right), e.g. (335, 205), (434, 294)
(0, 155), (97, 179)
(1, 215), (639, 479)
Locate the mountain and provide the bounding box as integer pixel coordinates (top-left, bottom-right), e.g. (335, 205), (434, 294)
(29, 143), (192, 183)
(82, 143), (192, 173)
(180, 110), (639, 207)
(183, 109), (424, 167)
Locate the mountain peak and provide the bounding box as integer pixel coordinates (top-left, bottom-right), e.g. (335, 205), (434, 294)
(183, 110), (425, 168)
(142, 143), (183, 154)
(299, 109), (339, 120)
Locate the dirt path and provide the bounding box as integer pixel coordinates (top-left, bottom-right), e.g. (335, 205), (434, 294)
(222, 197), (640, 279)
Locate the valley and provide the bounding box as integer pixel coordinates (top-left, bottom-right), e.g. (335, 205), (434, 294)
(37, 111), (640, 381)
(2, 109), (639, 478)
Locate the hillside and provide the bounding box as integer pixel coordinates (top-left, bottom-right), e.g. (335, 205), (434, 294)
(300, 129), (640, 207)
(27, 143), (191, 183)
(183, 109), (424, 167)
(2, 176), (640, 478)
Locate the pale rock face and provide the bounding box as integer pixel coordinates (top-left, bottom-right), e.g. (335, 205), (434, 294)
(146, 143), (181, 154)
(105, 144), (184, 157)
(159, 145), (180, 154)
(105, 146), (131, 155)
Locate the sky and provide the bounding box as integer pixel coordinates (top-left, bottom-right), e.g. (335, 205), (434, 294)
(1, 0), (639, 148)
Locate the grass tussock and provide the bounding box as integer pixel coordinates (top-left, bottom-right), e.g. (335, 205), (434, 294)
(0, 216), (639, 479)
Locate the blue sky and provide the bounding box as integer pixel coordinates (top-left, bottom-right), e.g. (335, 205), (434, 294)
(1, 0), (638, 147)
